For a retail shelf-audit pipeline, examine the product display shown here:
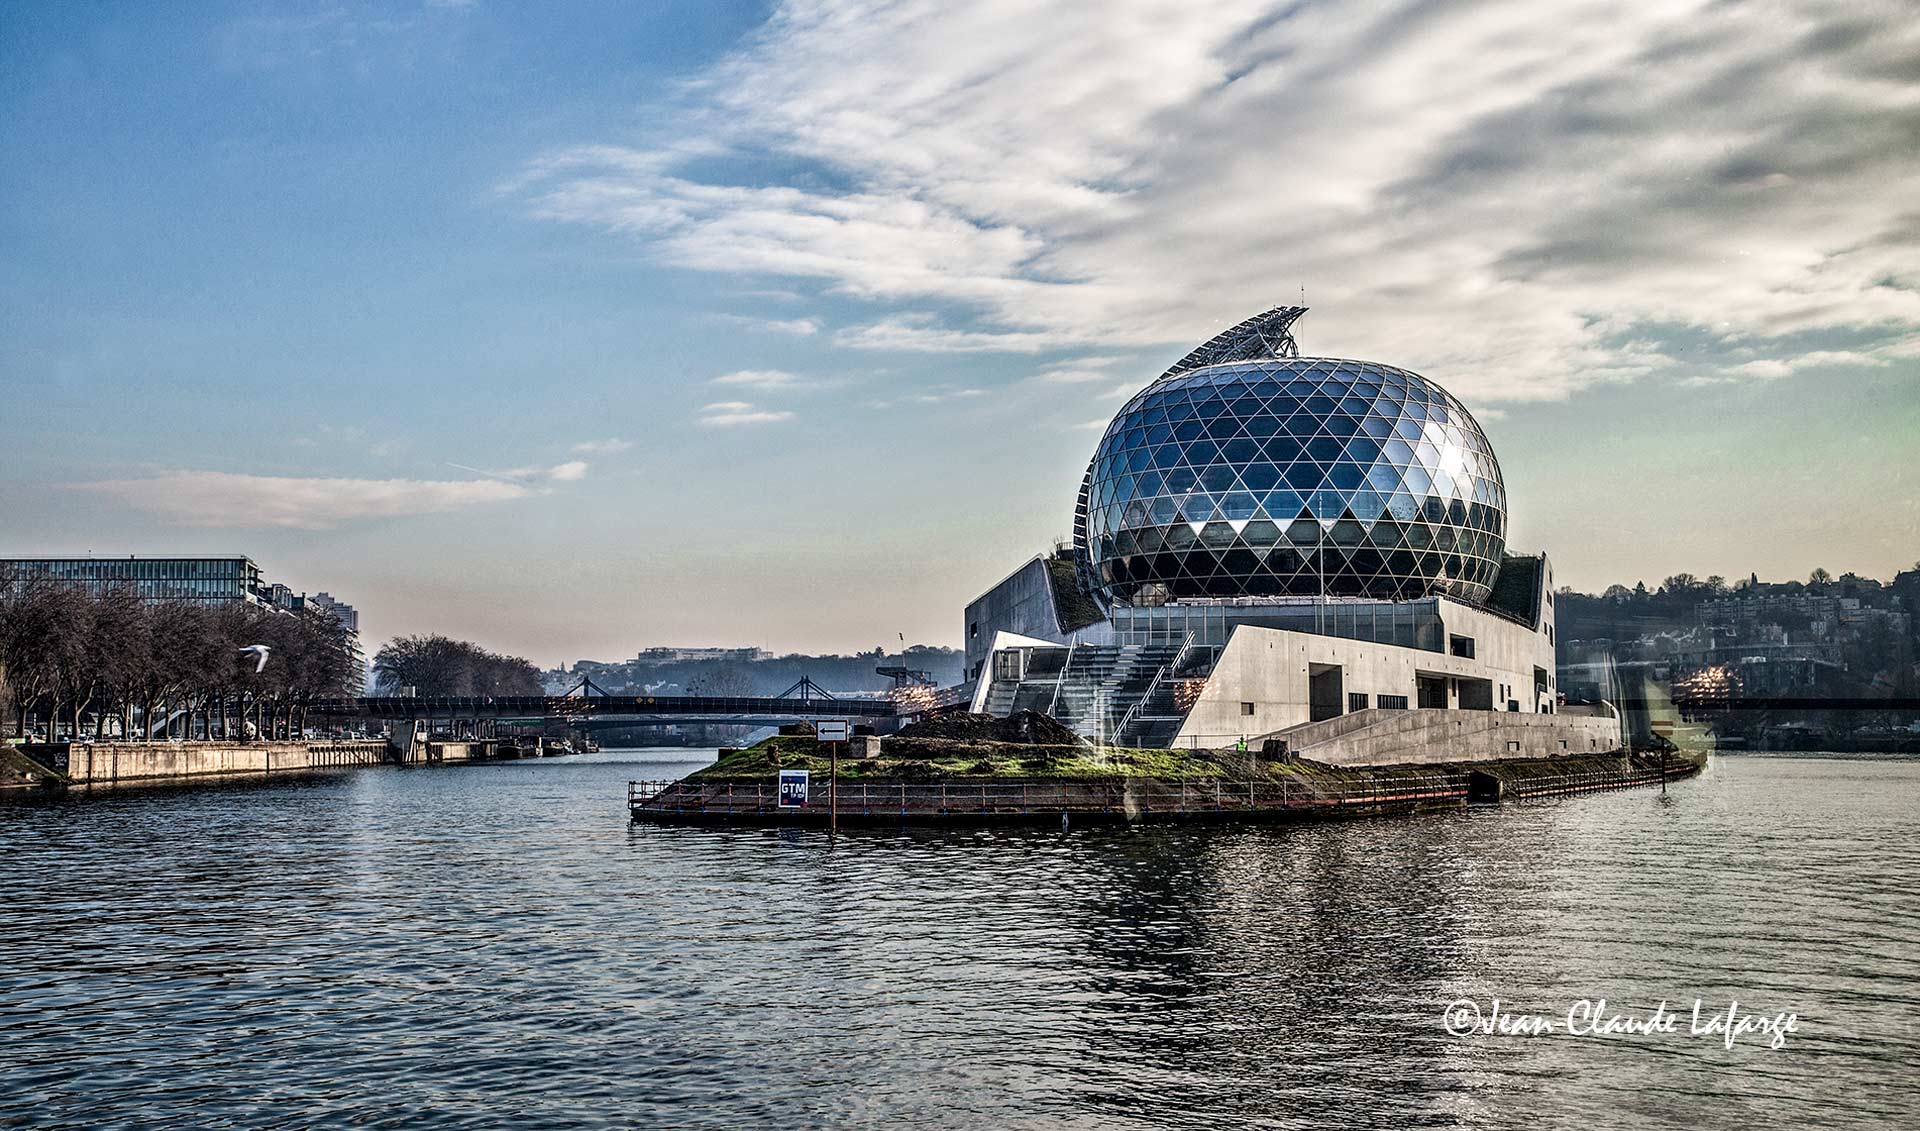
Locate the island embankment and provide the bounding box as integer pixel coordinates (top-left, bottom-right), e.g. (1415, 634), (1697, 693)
(628, 725), (1705, 827)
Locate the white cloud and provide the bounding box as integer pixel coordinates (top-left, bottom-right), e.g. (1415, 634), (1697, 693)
(1032, 359), (1127, 384)
(833, 315), (1080, 354)
(711, 369), (823, 390)
(1685, 348), (1898, 384)
(868, 386), (988, 409)
(449, 460), (592, 482)
(571, 438), (633, 454)
(699, 401), (795, 426)
(517, 0), (1920, 402)
(72, 471), (532, 531)
(761, 317), (820, 336)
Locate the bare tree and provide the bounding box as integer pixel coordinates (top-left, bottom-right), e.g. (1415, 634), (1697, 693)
(373, 634), (542, 697)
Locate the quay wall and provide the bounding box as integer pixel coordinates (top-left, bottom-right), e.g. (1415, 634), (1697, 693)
(1267, 707), (1621, 768)
(58, 740), (390, 787)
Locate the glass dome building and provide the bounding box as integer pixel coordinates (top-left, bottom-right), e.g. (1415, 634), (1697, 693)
(1074, 307), (1508, 607)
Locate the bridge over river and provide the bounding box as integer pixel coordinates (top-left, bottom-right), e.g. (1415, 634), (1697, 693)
(304, 684), (906, 731)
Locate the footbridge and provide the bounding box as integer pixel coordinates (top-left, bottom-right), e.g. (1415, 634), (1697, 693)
(304, 677), (904, 730)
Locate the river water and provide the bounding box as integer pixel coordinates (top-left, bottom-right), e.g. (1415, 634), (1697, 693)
(2, 751), (1915, 1129)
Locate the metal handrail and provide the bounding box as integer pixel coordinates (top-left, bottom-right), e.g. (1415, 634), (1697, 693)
(628, 769), (1486, 816)
(1046, 636), (1078, 719)
(1115, 632), (1190, 747)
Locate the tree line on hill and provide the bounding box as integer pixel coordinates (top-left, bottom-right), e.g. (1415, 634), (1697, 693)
(0, 575), (358, 742)
(1556, 564), (1920, 644)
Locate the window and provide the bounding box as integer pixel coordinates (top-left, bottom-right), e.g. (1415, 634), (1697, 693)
(1348, 692), (1369, 712)
(1241, 701), (1256, 716)
(1378, 694), (1408, 710)
(1449, 634), (1475, 658)
(969, 622), (979, 639)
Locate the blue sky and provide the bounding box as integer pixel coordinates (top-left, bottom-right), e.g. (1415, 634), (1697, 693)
(3, 1), (1916, 663)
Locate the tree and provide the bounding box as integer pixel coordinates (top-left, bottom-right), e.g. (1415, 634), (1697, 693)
(373, 634), (542, 697)
(1809, 567), (1833, 585)
(0, 578), (369, 743)
(1661, 573), (1699, 594)
(37, 581), (95, 740)
(89, 585), (151, 740)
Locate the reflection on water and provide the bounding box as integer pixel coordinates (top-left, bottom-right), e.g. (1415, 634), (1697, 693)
(3, 750), (1916, 1128)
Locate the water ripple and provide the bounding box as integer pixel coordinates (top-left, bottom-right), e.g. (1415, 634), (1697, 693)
(2, 751), (1916, 1128)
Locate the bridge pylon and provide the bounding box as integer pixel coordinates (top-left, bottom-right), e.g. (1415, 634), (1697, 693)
(562, 674), (614, 698)
(774, 676), (836, 706)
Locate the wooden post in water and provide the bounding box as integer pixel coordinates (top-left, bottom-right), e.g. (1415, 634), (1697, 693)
(830, 739), (839, 836)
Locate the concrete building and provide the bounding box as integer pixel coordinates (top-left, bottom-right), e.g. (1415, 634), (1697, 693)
(308, 593), (368, 695)
(962, 307), (1617, 765)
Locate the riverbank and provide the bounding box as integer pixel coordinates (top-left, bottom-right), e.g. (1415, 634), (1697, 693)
(0, 735), (575, 792)
(628, 734), (1706, 826)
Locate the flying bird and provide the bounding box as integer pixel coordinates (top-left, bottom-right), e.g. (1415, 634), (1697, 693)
(238, 644), (271, 673)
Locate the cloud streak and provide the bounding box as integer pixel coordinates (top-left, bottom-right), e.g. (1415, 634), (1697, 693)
(516, 0), (1920, 401)
(571, 438), (633, 454)
(698, 400), (794, 426)
(711, 369), (827, 391)
(72, 471), (533, 531)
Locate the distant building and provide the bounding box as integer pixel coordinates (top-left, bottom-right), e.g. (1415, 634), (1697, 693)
(308, 593), (367, 695)
(307, 592), (360, 634)
(634, 647), (769, 665)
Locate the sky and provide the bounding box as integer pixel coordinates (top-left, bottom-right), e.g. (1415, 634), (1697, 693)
(2, 0), (1917, 664)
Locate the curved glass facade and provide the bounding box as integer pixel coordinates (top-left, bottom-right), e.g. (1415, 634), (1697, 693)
(1080, 357), (1507, 605)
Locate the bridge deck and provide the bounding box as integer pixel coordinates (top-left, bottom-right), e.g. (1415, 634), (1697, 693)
(305, 694), (901, 719)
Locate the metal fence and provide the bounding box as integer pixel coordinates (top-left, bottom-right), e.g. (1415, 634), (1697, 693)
(629, 771), (1474, 819)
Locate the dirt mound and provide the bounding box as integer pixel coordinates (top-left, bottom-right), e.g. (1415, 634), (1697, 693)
(896, 710), (1082, 746)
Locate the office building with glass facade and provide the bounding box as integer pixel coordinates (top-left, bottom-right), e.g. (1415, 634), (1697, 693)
(1, 556), (352, 625)
(1, 556), (272, 604)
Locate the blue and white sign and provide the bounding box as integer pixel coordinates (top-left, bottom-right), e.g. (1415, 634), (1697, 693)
(777, 769), (810, 809)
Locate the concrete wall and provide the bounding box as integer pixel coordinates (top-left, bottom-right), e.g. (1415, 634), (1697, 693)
(963, 556), (1066, 684)
(63, 741), (389, 786)
(1174, 620), (1561, 747)
(1432, 596), (1558, 713)
(1263, 706), (1619, 767)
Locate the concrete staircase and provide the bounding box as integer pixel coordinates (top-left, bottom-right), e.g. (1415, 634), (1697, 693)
(972, 641), (1207, 748)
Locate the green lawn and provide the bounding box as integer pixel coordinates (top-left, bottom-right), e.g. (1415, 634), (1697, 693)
(681, 734), (1673, 787)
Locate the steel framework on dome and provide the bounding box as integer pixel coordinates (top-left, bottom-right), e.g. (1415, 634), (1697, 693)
(1071, 306), (1509, 610)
